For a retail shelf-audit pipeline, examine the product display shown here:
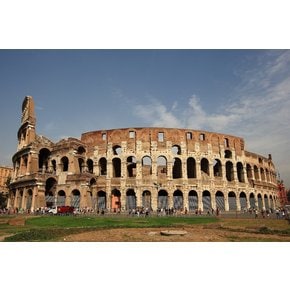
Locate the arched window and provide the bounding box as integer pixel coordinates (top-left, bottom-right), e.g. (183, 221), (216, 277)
(224, 150), (232, 159)
(171, 145), (181, 155)
(187, 157), (196, 178)
(113, 145), (122, 155)
(142, 156), (152, 176)
(113, 158), (121, 177)
(157, 156), (167, 176)
(39, 148), (51, 171)
(61, 156), (69, 172)
(237, 162), (244, 182)
(213, 159), (222, 177)
(226, 161), (234, 181)
(87, 159), (94, 173)
(172, 158), (182, 179)
(127, 156), (136, 177)
(99, 158), (107, 176)
(201, 158), (209, 176)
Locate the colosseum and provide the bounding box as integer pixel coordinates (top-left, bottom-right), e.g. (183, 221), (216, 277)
(7, 96), (279, 213)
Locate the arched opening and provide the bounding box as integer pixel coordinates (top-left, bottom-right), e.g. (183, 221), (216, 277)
(172, 158), (182, 179)
(99, 158), (107, 176)
(171, 145), (181, 155)
(127, 156), (136, 178)
(157, 156), (167, 177)
(77, 146), (86, 155)
(173, 190), (183, 210)
(249, 193), (255, 209)
(264, 194), (269, 210)
(201, 158), (209, 176)
(188, 190), (198, 211)
(111, 189), (121, 211)
(254, 166), (259, 180)
(158, 190), (168, 209)
(224, 150), (232, 159)
(78, 158), (84, 173)
(38, 148), (51, 172)
(213, 159), (222, 177)
(71, 189), (81, 208)
(112, 158), (121, 177)
(61, 156), (69, 172)
(87, 159), (94, 174)
(51, 160), (57, 172)
(45, 177), (57, 207)
(26, 189), (33, 210)
(240, 192), (247, 210)
(237, 162), (244, 182)
(216, 191), (225, 211)
(142, 156), (152, 176)
(257, 194), (263, 210)
(187, 157), (196, 178)
(246, 164), (253, 180)
(226, 161), (234, 181)
(142, 191), (151, 210)
(18, 190), (23, 209)
(57, 190), (66, 206)
(228, 192), (237, 210)
(126, 189), (136, 210)
(202, 191), (211, 212)
(113, 145), (122, 155)
(97, 191), (106, 210)
(260, 168), (265, 181)
(270, 195), (274, 209)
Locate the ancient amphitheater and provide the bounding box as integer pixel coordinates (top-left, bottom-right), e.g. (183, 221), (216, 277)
(7, 96), (279, 213)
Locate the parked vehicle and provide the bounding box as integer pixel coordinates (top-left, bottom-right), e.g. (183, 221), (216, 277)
(48, 206), (74, 215)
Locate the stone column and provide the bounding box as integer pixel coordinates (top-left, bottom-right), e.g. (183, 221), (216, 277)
(168, 190), (173, 209)
(197, 190), (203, 212)
(31, 186), (38, 211)
(224, 192), (229, 211)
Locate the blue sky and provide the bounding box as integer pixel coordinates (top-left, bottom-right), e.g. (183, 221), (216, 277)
(0, 49), (290, 187)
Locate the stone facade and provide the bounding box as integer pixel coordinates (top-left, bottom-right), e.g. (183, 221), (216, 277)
(0, 166), (13, 195)
(8, 96), (279, 212)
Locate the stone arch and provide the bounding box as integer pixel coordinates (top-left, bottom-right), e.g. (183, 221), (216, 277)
(249, 192), (255, 208)
(111, 189), (121, 211)
(61, 156), (69, 172)
(246, 164), (253, 180)
(173, 190), (183, 210)
(260, 168), (265, 181)
(77, 146), (86, 155)
(187, 157), (196, 178)
(45, 177), (57, 207)
(257, 193), (263, 210)
(126, 189), (136, 210)
(188, 190), (198, 211)
(71, 189), (81, 208)
(201, 158), (209, 176)
(202, 190), (211, 212)
(216, 191), (225, 211)
(172, 157), (182, 179)
(142, 156), (152, 176)
(97, 191), (107, 210)
(87, 159), (94, 173)
(112, 157), (121, 177)
(213, 159), (222, 177)
(113, 145), (122, 155)
(228, 191), (237, 210)
(226, 161), (234, 181)
(239, 192), (247, 210)
(269, 195), (274, 209)
(78, 158), (85, 173)
(158, 190), (168, 209)
(142, 190), (151, 209)
(264, 194), (269, 210)
(38, 148), (51, 171)
(237, 162), (245, 182)
(26, 189), (33, 210)
(224, 150), (232, 159)
(172, 144), (181, 155)
(254, 165), (259, 180)
(157, 156), (167, 177)
(127, 156), (136, 177)
(57, 190), (66, 206)
(99, 157), (107, 176)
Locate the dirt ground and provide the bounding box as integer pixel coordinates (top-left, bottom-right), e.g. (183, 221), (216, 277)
(62, 224), (290, 242)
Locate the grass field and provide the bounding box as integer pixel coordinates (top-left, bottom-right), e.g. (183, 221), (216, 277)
(1, 214), (290, 242)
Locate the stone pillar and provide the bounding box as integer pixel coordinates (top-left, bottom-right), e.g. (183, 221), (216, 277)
(211, 192), (216, 210)
(236, 194), (241, 211)
(196, 160), (201, 180)
(136, 187), (142, 208)
(31, 186), (38, 211)
(197, 190), (203, 211)
(121, 189), (126, 212)
(224, 192), (229, 211)
(184, 190), (189, 211)
(168, 190), (173, 209)
(21, 188), (27, 210)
